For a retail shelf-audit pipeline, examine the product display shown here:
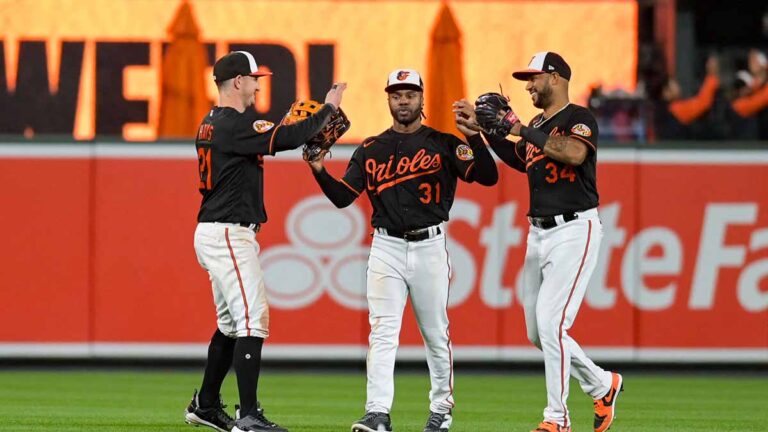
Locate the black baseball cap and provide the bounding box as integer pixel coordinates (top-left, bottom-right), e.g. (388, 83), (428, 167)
(512, 52), (571, 81)
(213, 51), (272, 83)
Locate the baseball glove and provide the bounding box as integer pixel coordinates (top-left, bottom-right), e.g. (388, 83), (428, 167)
(474, 92), (520, 138)
(283, 100), (351, 162)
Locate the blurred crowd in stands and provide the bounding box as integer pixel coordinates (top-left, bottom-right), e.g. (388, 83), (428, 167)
(589, 47), (768, 143)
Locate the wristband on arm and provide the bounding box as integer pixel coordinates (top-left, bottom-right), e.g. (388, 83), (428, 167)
(501, 110), (520, 127)
(520, 126), (549, 150)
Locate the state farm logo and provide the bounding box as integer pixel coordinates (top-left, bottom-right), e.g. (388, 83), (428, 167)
(260, 195), (476, 311)
(260, 196), (370, 310)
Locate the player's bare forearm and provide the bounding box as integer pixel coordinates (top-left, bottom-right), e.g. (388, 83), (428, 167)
(543, 136), (587, 166)
(308, 151), (326, 173)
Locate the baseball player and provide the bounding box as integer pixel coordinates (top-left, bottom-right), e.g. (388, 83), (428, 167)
(185, 50), (346, 432)
(454, 52), (623, 432)
(307, 69), (498, 432)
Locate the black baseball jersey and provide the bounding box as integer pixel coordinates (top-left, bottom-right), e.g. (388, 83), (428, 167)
(313, 125), (497, 231)
(196, 104), (334, 224)
(487, 103), (599, 217)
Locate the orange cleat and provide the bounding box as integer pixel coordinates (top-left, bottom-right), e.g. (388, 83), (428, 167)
(594, 372), (624, 432)
(531, 421), (571, 432)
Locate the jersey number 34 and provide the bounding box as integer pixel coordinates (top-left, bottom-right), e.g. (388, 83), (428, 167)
(544, 163), (576, 184)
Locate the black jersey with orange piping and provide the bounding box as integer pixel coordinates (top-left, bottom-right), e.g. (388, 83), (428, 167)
(196, 103), (335, 224)
(312, 125), (498, 232)
(485, 103), (599, 217)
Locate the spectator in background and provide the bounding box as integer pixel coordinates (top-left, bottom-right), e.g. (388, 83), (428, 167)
(748, 49), (767, 89)
(648, 55), (720, 140)
(734, 71), (756, 99)
(725, 71), (763, 140)
(746, 49), (768, 139)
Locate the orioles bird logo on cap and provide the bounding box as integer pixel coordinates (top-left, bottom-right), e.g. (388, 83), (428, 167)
(397, 71), (410, 81)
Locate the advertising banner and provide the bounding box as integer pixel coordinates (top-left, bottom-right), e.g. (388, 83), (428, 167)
(0, 145), (765, 362)
(1, 0), (636, 140)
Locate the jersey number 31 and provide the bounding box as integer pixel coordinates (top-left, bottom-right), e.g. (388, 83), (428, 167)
(419, 182), (441, 204)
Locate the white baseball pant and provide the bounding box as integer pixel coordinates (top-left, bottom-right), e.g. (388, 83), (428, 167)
(521, 208), (612, 427)
(194, 222), (269, 339)
(365, 226), (455, 415)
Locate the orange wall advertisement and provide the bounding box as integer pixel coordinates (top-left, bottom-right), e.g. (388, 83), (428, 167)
(0, 145), (766, 362)
(1, 0), (637, 141)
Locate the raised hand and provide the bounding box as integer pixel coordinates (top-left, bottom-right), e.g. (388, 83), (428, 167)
(705, 55), (719, 77)
(324, 82), (347, 110)
(307, 149), (329, 173)
(452, 99), (482, 136)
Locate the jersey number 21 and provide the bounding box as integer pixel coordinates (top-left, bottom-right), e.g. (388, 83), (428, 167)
(198, 147), (212, 190)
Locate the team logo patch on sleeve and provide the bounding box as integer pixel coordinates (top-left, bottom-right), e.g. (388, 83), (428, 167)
(455, 144), (474, 161)
(252, 120), (275, 133)
(570, 123), (592, 137)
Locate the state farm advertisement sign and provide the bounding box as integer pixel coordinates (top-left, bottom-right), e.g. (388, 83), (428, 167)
(0, 146), (766, 361)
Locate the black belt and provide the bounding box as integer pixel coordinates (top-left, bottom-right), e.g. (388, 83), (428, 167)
(238, 222), (261, 232)
(528, 213), (577, 230)
(379, 226), (441, 242)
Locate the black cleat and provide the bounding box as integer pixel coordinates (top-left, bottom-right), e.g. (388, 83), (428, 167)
(423, 411), (452, 432)
(232, 403), (288, 432)
(184, 389), (236, 432)
(351, 411), (392, 432)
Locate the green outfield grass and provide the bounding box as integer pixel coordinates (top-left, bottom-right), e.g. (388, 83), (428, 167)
(0, 369), (766, 431)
